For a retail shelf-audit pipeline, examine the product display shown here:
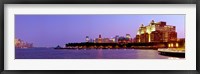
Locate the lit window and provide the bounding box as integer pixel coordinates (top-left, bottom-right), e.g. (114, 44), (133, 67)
(171, 43), (173, 47)
(168, 44), (171, 47)
(176, 43), (179, 47)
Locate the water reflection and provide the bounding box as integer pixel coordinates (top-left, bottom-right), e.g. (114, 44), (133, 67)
(168, 57), (182, 59)
(97, 49), (102, 59)
(15, 48), (183, 59)
(134, 49), (167, 59)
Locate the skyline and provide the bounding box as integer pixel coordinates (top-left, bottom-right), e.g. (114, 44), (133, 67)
(15, 15), (185, 47)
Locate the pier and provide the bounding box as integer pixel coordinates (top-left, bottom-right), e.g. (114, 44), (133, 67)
(158, 48), (185, 58)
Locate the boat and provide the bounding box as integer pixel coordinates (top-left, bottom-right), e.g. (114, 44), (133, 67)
(54, 45), (63, 49)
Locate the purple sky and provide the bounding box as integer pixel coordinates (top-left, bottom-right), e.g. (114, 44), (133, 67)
(15, 15), (185, 47)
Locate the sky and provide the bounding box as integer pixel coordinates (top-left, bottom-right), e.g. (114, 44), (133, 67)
(15, 15), (185, 47)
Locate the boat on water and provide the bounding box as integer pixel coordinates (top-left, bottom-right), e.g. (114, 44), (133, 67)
(54, 45), (64, 49)
(158, 48), (185, 58)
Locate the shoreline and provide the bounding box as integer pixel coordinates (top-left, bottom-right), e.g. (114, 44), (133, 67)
(54, 47), (160, 50)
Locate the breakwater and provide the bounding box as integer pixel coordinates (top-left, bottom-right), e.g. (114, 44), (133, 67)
(63, 41), (184, 49)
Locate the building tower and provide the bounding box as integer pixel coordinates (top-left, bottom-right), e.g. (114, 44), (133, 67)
(86, 36), (89, 42)
(98, 34), (102, 43)
(126, 34), (131, 39)
(135, 20), (177, 43)
(99, 34), (101, 38)
(115, 35), (119, 43)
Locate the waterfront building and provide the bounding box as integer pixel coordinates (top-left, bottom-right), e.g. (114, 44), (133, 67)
(102, 38), (110, 43)
(118, 36), (130, 43)
(94, 34), (103, 43)
(114, 35), (119, 43)
(110, 38), (115, 43)
(15, 38), (33, 48)
(126, 34), (132, 43)
(126, 34), (131, 39)
(98, 34), (102, 43)
(135, 20), (177, 43)
(132, 37), (137, 43)
(15, 38), (21, 46)
(93, 35), (116, 43)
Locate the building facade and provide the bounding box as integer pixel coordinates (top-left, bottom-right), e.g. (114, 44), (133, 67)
(135, 20), (177, 43)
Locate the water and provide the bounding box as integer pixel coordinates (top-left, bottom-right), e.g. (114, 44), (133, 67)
(15, 48), (181, 59)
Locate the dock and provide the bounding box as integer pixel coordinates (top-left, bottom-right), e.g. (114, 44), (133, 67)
(158, 48), (185, 58)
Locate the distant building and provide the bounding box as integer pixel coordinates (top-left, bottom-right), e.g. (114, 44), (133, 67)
(94, 34), (103, 43)
(126, 34), (132, 43)
(102, 38), (110, 43)
(118, 36), (130, 43)
(89, 39), (94, 43)
(93, 34), (116, 43)
(110, 38), (115, 43)
(114, 35), (119, 43)
(135, 20), (177, 43)
(99, 34), (102, 38)
(86, 36), (89, 42)
(15, 38), (33, 48)
(126, 34), (131, 39)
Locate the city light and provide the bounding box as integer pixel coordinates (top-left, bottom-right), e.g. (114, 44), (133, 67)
(176, 43), (179, 47)
(64, 20), (184, 49)
(168, 44), (171, 47)
(171, 43), (174, 47)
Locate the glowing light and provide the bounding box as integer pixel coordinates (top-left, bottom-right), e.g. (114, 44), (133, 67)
(146, 28), (151, 34)
(171, 43), (173, 47)
(168, 57), (180, 59)
(176, 43), (179, 47)
(148, 34), (151, 42)
(137, 31), (140, 35)
(139, 38), (141, 42)
(141, 31), (144, 34)
(151, 26), (155, 31)
(168, 44), (171, 47)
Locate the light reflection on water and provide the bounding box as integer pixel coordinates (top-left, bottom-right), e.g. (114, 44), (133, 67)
(168, 57), (181, 59)
(97, 49), (102, 59)
(15, 48), (183, 59)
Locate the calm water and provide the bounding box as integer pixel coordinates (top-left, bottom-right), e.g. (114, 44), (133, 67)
(15, 48), (181, 59)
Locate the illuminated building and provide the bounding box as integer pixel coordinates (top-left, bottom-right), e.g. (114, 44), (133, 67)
(102, 38), (110, 43)
(94, 34), (103, 43)
(86, 36), (89, 42)
(126, 34), (131, 39)
(15, 38), (33, 48)
(93, 35), (116, 43)
(118, 36), (130, 43)
(15, 38), (21, 45)
(135, 20), (177, 43)
(110, 38), (115, 43)
(98, 34), (102, 43)
(114, 35), (119, 43)
(125, 34), (132, 43)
